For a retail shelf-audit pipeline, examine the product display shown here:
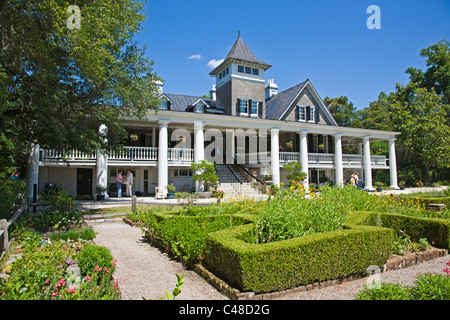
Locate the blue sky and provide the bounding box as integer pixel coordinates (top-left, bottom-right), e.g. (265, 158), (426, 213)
(136, 0), (449, 110)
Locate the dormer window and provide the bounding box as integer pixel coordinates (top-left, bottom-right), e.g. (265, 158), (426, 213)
(309, 106), (315, 122)
(298, 106), (306, 121)
(159, 100), (168, 110)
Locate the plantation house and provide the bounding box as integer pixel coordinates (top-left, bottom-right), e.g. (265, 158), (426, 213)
(26, 36), (400, 198)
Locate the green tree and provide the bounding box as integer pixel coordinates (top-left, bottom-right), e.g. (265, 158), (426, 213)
(323, 96), (360, 127)
(282, 161), (307, 184)
(406, 39), (450, 104)
(191, 160), (218, 189)
(0, 0), (161, 177)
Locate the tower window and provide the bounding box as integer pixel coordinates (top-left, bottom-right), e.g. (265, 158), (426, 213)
(251, 100), (259, 115)
(245, 67), (252, 74)
(238, 65), (244, 73)
(239, 99), (248, 114)
(252, 68), (259, 75)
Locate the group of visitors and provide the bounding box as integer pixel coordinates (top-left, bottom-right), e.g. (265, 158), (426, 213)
(116, 169), (133, 198)
(348, 172), (362, 188)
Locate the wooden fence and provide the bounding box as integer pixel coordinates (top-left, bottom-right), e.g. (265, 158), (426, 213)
(0, 201), (27, 259)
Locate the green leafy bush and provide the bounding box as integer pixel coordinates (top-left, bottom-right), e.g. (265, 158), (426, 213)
(34, 189), (82, 230)
(77, 244), (115, 280)
(355, 261), (450, 300)
(354, 283), (411, 300)
(49, 227), (96, 242)
(0, 179), (26, 220)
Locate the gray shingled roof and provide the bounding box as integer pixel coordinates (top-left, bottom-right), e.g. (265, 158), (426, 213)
(265, 81), (308, 120)
(210, 36), (271, 75)
(163, 93), (215, 111)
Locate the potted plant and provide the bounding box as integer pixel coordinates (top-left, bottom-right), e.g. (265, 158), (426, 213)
(318, 143), (324, 152)
(190, 160), (218, 197)
(166, 183), (176, 199)
(399, 181), (406, 190)
(285, 141), (293, 149)
(130, 134), (138, 141)
(374, 181), (385, 192)
(95, 186), (107, 200)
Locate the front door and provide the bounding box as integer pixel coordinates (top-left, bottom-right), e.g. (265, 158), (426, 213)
(77, 168), (93, 195)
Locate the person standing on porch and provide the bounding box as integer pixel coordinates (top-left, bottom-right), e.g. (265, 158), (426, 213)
(116, 171), (123, 198)
(355, 172), (360, 188)
(125, 169), (133, 197)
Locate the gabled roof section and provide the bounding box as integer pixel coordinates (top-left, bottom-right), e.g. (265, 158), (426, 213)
(210, 36), (271, 76)
(162, 93), (217, 112)
(265, 80), (338, 126)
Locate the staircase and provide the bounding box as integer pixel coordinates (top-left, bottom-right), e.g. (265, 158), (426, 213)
(215, 164), (263, 199)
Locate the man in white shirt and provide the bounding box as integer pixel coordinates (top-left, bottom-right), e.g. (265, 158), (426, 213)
(125, 169), (133, 197)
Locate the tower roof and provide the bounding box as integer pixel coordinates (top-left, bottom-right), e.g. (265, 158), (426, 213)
(209, 36), (271, 76)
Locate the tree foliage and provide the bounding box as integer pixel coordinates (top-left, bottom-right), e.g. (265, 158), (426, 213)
(0, 0), (161, 176)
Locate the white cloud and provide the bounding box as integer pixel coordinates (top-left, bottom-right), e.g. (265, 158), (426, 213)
(187, 54), (202, 60)
(207, 59), (224, 69)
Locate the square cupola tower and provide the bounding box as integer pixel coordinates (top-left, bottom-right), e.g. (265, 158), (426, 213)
(209, 36), (271, 118)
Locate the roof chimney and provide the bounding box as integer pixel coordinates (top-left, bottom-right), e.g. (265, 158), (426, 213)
(265, 78), (278, 99)
(209, 84), (216, 101)
(154, 80), (164, 96)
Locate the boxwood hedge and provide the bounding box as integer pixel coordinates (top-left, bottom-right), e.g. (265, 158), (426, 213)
(348, 211), (450, 249)
(204, 223), (394, 293)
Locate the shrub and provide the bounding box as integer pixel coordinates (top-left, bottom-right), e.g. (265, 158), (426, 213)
(34, 189), (82, 230)
(0, 179), (26, 220)
(77, 244), (115, 280)
(348, 211), (450, 249)
(205, 223), (394, 293)
(49, 227), (96, 242)
(354, 283), (411, 300)
(411, 273), (450, 300)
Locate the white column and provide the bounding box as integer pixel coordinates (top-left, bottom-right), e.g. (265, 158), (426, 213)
(357, 142), (364, 186)
(158, 120), (169, 197)
(363, 136), (374, 191)
(334, 134), (344, 186)
(388, 138), (399, 189)
(194, 121), (205, 192)
(270, 128), (280, 186)
(299, 131), (309, 189)
(26, 143), (40, 200)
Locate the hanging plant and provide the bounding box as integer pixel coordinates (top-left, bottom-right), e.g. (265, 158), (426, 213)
(130, 134), (138, 141)
(285, 141), (293, 148)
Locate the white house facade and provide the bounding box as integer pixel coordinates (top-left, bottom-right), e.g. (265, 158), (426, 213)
(28, 36), (400, 199)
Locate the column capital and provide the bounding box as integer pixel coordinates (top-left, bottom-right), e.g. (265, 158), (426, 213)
(158, 119), (171, 126)
(333, 133), (344, 138)
(387, 137), (397, 142)
(298, 130), (309, 137)
(363, 135), (371, 142)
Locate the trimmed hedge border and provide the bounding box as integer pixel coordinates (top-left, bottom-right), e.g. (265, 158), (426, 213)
(349, 211), (450, 249)
(204, 223), (394, 294)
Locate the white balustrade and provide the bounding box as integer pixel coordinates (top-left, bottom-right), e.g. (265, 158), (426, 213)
(168, 148), (194, 162)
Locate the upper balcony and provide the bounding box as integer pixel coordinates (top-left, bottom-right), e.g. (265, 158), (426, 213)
(40, 147), (387, 168)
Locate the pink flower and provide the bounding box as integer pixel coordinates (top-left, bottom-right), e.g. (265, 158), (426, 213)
(444, 267), (450, 275)
(104, 267), (109, 273)
(45, 279), (50, 284)
(68, 285), (76, 293)
(94, 265), (102, 272)
(114, 281), (119, 289)
(447, 260), (450, 266)
(52, 291), (58, 297)
(84, 275), (91, 282)
(58, 279), (66, 286)
(112, 259), (117, 267)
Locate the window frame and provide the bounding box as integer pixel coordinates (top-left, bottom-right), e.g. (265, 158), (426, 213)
(298, 105), (306, 121)
(239, 99), (249, 114)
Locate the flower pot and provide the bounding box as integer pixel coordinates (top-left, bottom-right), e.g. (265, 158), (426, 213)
(376, 187), (383, 192)
(400, 186), (405, 190)
(96, 194), (105, 200)
(167, 192), (175, 199)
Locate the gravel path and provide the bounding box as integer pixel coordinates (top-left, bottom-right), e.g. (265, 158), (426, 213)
(87, 218), (449, 300)
(88, 219), (227, 300)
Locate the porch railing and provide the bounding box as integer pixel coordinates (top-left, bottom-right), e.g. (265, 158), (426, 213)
(41, 148), (386, 166)
(109, 147), (158, 161)
(168, 148), (194, 162)
(41, 149), (97, 161)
